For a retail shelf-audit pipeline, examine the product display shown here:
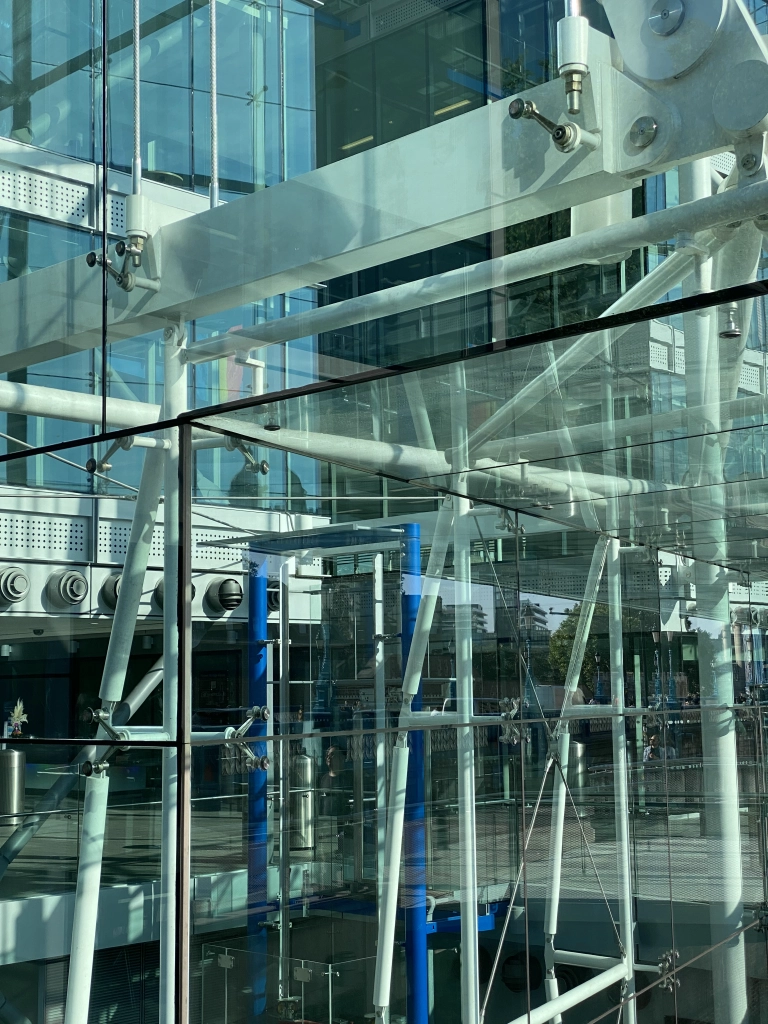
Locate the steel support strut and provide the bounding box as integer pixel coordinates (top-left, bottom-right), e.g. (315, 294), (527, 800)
(402, 524), (428, 1024)
(373, 499), (454, 1019)
(542, 535), (609, 1021)
(63, 767), (110, 1024)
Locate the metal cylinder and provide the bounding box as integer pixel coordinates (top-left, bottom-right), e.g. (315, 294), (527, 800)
(289, 751), (315, 850)
(0, 751), (25, 824)
(566, 740), (588, 817)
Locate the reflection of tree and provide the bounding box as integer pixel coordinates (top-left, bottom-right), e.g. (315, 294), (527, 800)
(548, 603), (648, 690)
(501, 55), (553, 97)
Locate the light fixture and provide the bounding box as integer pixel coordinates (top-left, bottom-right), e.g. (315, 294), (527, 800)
(434, 99), (471, 117)
(340, 135), (374, 152)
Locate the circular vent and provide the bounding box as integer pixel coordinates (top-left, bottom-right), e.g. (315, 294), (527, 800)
(155, 578), (196, 609)
(0, 567), (29, 604)
(47, 569), (88, 607)
(101, 573), (122, 610)
(206, 577), (244, 614)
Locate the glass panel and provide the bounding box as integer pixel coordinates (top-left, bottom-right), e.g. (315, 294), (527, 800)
(0, 744), (167, 1018)
(0, 430), (178, 738)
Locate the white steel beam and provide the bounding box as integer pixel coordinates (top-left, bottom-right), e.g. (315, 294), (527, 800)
(507, 961), (629, 1024)
(0, 6), (766, 373)
(63, 768), (110, 1024)
(159, 326), (186, 1024)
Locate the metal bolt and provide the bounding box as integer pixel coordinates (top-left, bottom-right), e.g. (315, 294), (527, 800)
(630, 116), (658, 149)
(649, 0), (685, 36)
(741, 153), (759, 172)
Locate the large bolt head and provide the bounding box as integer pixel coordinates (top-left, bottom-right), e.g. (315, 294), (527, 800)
(649, 0), (685, 36)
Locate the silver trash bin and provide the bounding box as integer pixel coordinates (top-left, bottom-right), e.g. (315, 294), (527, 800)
(567, 740), (589, 818)
(0, 750), (25, 824)
(290, 751), (315, 851)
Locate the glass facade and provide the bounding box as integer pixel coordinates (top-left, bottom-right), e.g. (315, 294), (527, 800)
(1, 2), (768, 1024)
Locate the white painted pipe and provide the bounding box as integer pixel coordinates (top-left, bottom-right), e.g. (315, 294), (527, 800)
(373, 552), (387, 911)
(603, 347), (637, 1024)
(177, 173), (768, 367)
(553, 950), (621, 969)
(450, 363), (480, 1024)
(373, 740), (410, 1016)
(0, 379), (159, 428)
(476, 393), (768, 467)
(209, 0), (219, 208)
(99, 446), (164, 705)
(403, 502), (454, 698)
(402, 375), (436, 452)
(680, 162), (750, 1024)
(466, 245), (705, 454)
(209, 416), (664, 506)
(63, 768), (110, 1024)
(159, 326), (186, 1024)
(373, 501), (456, 1017)
(278, 558), (291, 998)
(543, 535), (609, 1021)
(507, 962), (629, 1024)
(132, 0), (142, 194)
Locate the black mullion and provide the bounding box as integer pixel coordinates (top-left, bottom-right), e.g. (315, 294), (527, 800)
(175, 421), (193, 1024)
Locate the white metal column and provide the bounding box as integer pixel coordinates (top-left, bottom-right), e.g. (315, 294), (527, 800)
(160, 322), (187, 1024)
(63, 768), (110, 1024)
(450, 363), (480, 1024)
(373, 552), (387, 909)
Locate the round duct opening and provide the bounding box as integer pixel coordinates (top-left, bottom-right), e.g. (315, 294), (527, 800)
(101, 573), (121, 610)
(155, 578), (195, 609)
(47, 569), (88, 607)
(0, 567), (30, 604)
(206, 577), (244, 614)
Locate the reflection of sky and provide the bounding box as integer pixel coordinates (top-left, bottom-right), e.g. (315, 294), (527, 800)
(440, 579), (496, 633)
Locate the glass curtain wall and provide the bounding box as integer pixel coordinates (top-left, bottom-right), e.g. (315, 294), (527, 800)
(0, 1), (768, 1024)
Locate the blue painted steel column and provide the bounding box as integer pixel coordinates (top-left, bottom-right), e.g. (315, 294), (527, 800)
(402, 524), (428, 1024)
(248, 547), (269, 1020)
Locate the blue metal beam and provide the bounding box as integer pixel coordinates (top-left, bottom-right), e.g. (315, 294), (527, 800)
(402, 524), (429, 1024)
(248, 547), (269, 1021)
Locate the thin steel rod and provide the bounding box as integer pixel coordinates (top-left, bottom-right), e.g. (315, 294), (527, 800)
(132, 0), (141, 193)
(480, 758), (554, 1023)
(278, 558), (291, 998)
(209, 0), (218, 207)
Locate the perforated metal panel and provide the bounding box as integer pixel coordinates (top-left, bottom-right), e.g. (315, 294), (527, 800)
(107, 192), (126, 234)
(0, 512), (87, 559)
(649, 340), (669, 371)
(739, 361), (762, 393)
(0, 164), (89, 226)
(0, 161), (126, 235)
(371, 0), (457, 36)
(98, 520), (249, 567)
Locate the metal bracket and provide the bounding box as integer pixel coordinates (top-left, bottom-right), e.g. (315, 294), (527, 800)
(658, 949), (680, 991)
(222, 706), (270, 774)
(508, 98), (600, 153)
(86, 707), (128, 746)
(754, 902), (768, 932)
